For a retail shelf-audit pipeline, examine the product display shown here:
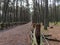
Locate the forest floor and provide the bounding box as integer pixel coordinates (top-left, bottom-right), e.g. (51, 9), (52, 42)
(0, 22), (60, 45)
(42, 23), (60, 45)
(0, 22), (32, 45)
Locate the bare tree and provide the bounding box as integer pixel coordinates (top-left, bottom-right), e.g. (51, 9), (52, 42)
(44, 0), (49, 30)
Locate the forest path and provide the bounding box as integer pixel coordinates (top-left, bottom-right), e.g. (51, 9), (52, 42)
(0, 22), (32, 45)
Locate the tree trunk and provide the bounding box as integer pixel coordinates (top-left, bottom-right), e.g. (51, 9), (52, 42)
(44, 0), (49, 30)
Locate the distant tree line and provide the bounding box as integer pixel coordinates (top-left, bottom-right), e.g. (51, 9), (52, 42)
(0, 0), (31, 24)
(0, 0), (31, 29)
(0, 0), (60, 30)
(32, 0), (60, 30)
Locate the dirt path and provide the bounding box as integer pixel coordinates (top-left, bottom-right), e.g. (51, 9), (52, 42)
(43, 24), (60, 45)
(0, 22), (32, 45)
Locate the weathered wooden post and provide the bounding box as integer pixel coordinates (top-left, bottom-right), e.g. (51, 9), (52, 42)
(31, 23), (40, 45)
(35, 24), (40, 45)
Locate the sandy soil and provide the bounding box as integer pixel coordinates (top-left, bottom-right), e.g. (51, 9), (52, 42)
(0, 22), (32, 45)
(43, 24), (60, 45)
